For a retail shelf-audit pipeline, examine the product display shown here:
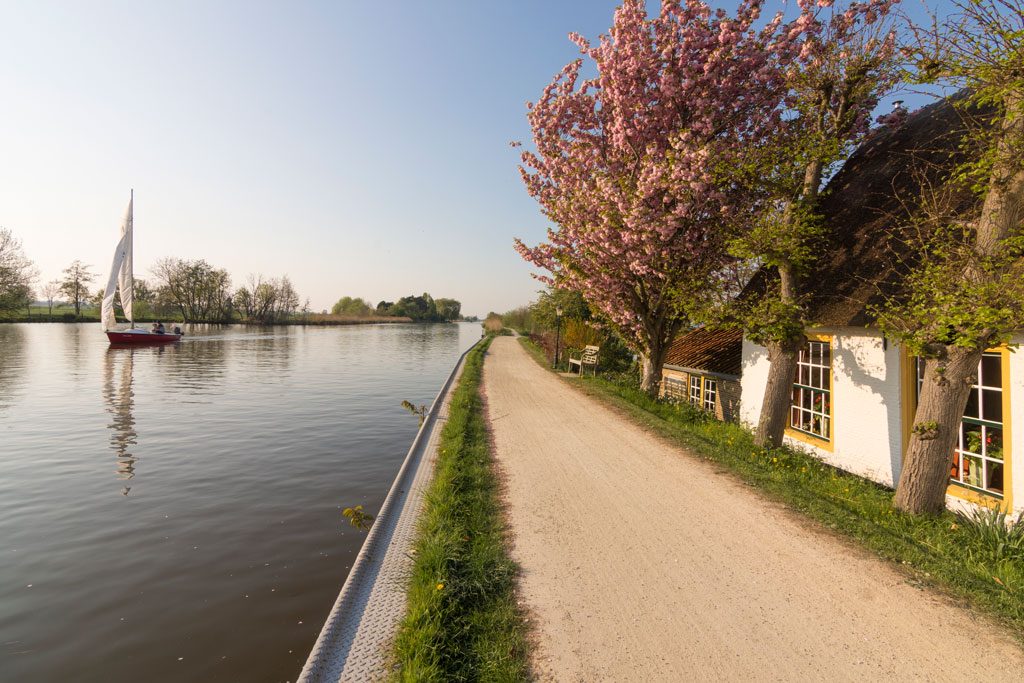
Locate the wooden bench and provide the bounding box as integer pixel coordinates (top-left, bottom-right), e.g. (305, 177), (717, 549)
(568, 345), (600, 376)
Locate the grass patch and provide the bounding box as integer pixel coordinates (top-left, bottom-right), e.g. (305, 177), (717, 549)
(392, 336), (529, 681)
(517, 336), (1024, 635)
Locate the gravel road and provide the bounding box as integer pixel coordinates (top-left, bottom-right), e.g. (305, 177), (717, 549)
(482, 336), (1024, 682)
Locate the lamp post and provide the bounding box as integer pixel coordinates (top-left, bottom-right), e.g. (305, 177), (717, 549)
(553, 306), (563, 369)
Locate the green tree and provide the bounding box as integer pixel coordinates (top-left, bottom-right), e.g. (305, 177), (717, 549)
(391, 293), (438, 321)
(331, 296), (373, 317)
(874, 0), (1024, 515)
(434, 298), (461, 321)
(0, 229), (36, 315)
(59, 260), (95, 318)
(727, 1), (901, 448)
(531, 287), (590, 331)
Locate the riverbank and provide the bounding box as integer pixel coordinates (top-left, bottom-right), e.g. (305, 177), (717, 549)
(0, 315), (418, 325)
(390, 335), (529, 681)
(488, 335), (1024, 680)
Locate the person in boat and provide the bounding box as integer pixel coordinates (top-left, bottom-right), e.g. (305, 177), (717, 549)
(172, 325), (182, 336)
(152, 321), (165, 334)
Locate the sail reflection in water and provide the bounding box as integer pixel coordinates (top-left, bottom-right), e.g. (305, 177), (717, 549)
(103, 348), (138, 493)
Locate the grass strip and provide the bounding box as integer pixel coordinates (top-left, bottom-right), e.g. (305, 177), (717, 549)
(392, 335), (529, 682)
(518, 336), (1024, 635)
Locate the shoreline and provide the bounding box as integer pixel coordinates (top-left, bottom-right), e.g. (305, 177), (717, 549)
(0, 317), (475, 327)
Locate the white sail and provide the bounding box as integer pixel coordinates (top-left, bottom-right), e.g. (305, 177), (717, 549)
(101, 196), (134, 331)
(118, 195), (133, 324)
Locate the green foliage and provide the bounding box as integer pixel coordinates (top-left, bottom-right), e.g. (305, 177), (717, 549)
(872, 190), (1024, 355)
(733, 295), (808, 348)
(401, 399), (428, 426)
(434, 298), (461, 322)
(499, 305), (533, 334)
(530, 287), (590, 331)
(959, 507), (1024, 565)
(876, 0), (1024, 355)
(378, 293), (462, 322)
(392, 336), (529, 681)
(519, 337), (1024, 632)
(331, 296), (374, 317)
(342, 505), (374, 532)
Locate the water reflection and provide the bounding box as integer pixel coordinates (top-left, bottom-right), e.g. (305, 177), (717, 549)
(0, 325), (27, 412)
(102, 348), (138, 494)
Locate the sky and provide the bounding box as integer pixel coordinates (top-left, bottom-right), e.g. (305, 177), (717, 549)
(0, 1), (944, 317)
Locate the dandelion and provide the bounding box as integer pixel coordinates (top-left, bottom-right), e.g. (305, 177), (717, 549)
(436, 583), (444, 591)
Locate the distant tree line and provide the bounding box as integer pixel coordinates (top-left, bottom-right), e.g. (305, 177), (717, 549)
(0, 235), (305, 324)
(331, 292), (462, 323)
(1, 229), (460, 327)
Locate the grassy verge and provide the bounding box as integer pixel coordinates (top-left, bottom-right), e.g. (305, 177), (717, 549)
(392, 335), (529, 681)
(518, 337), (1024, 635)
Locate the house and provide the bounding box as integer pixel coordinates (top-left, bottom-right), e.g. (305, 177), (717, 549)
(737, 96), (1023, 516)
(660, 327), (742, 421)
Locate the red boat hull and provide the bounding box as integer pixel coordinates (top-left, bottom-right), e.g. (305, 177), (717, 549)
(105, 331), (182, 345)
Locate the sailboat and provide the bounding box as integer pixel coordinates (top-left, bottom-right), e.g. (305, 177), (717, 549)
(102, 191), (182, 344)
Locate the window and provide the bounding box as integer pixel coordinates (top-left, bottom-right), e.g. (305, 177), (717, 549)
(703, 379), (717, 413)
(663, 376), (687, 401)
(689, 375), (702, 405)
(790, 340), (832, 440)
(915, 353), (1005, 497)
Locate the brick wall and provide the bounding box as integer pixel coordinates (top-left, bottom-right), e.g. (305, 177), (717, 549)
(662, 368), (741, 422)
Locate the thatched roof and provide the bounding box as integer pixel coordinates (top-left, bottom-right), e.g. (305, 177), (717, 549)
(761, 94), (983, 327)
(665, 327), (743, 376)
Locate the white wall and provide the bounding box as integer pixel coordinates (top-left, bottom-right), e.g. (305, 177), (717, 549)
(1010, 333), (1024, 515)
(743, 329), (1024, 516)
(741, 328), (904, 488)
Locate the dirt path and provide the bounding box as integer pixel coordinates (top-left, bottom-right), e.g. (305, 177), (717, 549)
(482, 337), (1024, 682)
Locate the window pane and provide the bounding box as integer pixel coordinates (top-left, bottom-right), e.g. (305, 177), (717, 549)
(985, 426), (1004, 462)
(981, 354), (1002, 388)
(981, 388), (1002, 424)
(987, 462), (1004, 493)
(964, 389), (980, 420)
(962, 423), (983, 455)
(963, 455), (984, 489)
(950, 452), (963, 482)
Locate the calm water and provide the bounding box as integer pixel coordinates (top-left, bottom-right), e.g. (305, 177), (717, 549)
(0, 322), (479, 682)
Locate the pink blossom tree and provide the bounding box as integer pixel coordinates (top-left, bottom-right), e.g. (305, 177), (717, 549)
(516, 0), (800, 395)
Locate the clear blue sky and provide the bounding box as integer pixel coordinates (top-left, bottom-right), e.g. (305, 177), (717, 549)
(0, 1), (941, 316)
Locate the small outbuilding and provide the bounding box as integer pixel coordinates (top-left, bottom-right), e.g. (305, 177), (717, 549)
(660, 327), (742, 422)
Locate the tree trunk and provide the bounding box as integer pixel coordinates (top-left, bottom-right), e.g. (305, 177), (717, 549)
(754, 336), (802, 448)
(894, 346), (984, 515)
(639, 340), (668, 398)
(754, 255), (804, 448)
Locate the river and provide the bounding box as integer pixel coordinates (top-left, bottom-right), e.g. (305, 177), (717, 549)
(0, 321), (480, 682)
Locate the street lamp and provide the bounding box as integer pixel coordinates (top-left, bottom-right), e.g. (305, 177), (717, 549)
(553, 306), (563, 369)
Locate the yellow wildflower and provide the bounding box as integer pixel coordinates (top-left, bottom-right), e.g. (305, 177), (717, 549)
(436, 583), (444, 591)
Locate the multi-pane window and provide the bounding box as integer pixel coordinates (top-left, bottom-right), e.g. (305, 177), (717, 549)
(790, 340), (832, 440)
(689, 375), (702, 405)
(703, 379), (717, 413)
(663, 376), (687, 401)
(915, 353), (1005, 497)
